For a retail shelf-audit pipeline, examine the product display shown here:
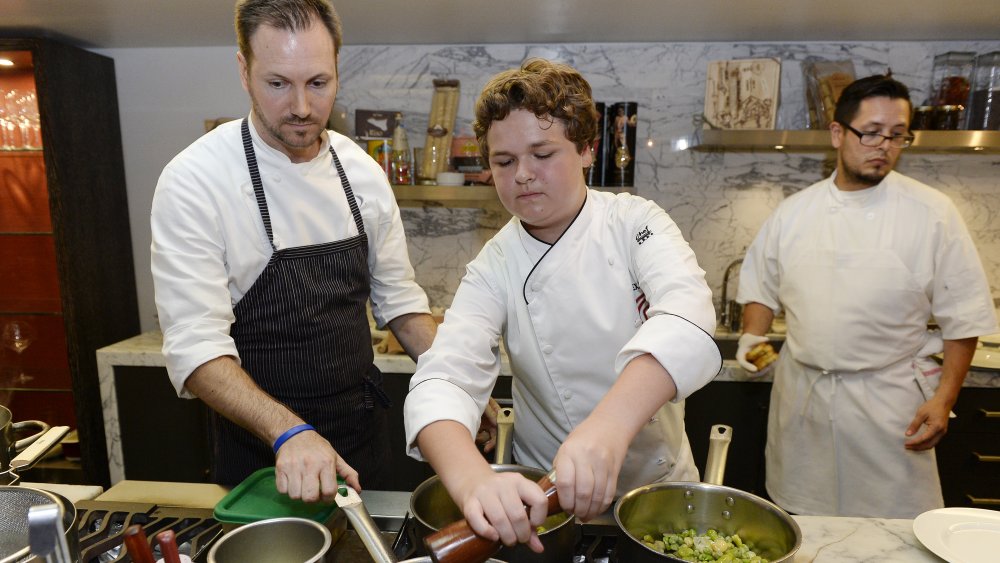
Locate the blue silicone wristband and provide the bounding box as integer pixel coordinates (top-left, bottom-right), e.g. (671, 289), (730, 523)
(272, 423), (315, 454)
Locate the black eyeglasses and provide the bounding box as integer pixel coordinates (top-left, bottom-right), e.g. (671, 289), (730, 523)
(837, 121), (915, 148)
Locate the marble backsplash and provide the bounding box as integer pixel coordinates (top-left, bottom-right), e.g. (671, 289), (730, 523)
(333, 41), (1000, 315)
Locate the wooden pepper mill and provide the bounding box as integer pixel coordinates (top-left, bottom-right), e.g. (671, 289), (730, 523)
(424, 469), (560, 563)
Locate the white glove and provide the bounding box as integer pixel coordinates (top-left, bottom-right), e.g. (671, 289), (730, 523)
(736, 333), (770, 373)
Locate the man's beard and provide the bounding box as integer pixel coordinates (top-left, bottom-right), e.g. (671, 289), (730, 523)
(250, 96), (321, 151)
(839, 154), (892, 188)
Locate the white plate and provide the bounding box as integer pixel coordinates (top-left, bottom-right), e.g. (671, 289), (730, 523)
(980, 332), (1000, 348)
(913, 507), (1000, 563)
(934, 347), (1000, 372)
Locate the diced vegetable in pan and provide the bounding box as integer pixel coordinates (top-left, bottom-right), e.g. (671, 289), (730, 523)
(641, 528), (769, 563)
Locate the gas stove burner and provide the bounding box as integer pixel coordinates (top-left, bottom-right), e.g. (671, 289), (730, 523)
(390, 511), (622, 563)
(74, 501), (222, 563)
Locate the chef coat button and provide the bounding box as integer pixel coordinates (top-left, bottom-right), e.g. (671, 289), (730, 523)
(543, 345), (553, 355)
(635, 319), (642, 327)
(649, 416), (658, 423)
(531, 283), (541, 292)
(656, 457), (666, 465)
(608, 257), (614, 266)
(866, 211), (875, 220)
(562, 391), (572, 400)
(273, 176), (282, 183)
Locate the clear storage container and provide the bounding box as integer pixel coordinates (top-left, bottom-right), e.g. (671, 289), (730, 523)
(930, 51), (975, 106)
(967, 51), (1000, 130)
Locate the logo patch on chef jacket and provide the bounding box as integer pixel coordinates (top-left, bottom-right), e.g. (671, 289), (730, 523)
(636, 292), (650, 320)
(636, 225), (652, 245)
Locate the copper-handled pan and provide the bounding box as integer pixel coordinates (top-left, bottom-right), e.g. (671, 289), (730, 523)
(334, 484), (509, 563)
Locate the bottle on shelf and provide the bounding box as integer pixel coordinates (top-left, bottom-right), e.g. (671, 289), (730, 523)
(389, 114), (412, 185)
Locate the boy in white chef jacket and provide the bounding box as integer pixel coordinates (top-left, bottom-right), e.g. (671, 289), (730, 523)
(403, 59), (721, 552)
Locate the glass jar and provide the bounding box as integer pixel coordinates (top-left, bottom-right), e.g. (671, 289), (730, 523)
(967, 51), (1000, 130)
(933, 105), (964, 130)
(911, 106), (934, 130)
(929, 51), (975, 109)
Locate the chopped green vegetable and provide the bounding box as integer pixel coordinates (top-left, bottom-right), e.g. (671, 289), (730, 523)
(640, 528), (769, 563)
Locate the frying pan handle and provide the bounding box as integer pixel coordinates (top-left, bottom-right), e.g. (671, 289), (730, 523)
(703, 424), (733, 486)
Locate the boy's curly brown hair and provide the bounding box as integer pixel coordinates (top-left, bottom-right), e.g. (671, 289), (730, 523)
(473, 58), (599, 160)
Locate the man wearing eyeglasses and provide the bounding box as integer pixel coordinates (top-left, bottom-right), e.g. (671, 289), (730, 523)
(735, 74), (998, 518)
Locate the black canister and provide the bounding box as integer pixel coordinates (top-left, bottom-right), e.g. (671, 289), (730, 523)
(605, 102), (638, 188)
(967, 51), (1000, 130)
(911, 106), (935, 130)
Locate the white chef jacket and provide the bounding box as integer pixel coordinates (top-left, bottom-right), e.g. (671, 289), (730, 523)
(738, 170), (998, 517)
(151, 117), (429, 398)
(404, 190), (721, 495)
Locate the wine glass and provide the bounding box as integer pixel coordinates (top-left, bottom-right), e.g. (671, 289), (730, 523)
(2, 320), (36, 354)
(2, 320), (36, 385)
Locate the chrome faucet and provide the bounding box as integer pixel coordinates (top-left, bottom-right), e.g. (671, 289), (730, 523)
(720, 258), (743, 333)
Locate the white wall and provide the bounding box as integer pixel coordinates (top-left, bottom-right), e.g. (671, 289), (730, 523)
(98, 46), (248, 330)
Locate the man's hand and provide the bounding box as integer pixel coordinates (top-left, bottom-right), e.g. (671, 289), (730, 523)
(274, 429), (360, 502)
(904, 396), (951, 451)
(736, 333), (772, 374)
(552, 415), (626, 522)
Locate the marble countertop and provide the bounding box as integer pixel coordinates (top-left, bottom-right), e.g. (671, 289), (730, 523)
(94, 330), (998, 485)
(98, 330), (999, 386)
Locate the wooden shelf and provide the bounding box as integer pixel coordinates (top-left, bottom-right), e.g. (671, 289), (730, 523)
(391, 184), (635, 207)
(691, 129), (1000, 153)
(392, 184), (498, 205)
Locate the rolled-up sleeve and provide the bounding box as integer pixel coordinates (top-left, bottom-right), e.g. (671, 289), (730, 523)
(364, 178), (431, 327)
(614, 198), (721, 401)
(151, 163), (246, 398)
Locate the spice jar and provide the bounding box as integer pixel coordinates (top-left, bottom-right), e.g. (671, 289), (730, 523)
(930, 52), (975, 109)
(967, 51), (1000, 130)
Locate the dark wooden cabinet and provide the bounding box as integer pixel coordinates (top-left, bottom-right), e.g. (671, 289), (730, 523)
(935, 386), (1000, 508)
(0, 37), (139, 487)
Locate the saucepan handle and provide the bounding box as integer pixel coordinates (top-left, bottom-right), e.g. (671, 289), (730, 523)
(12, 420), (51, 452)
(494, 408), (515, 465)
(703, 424), (733, 486)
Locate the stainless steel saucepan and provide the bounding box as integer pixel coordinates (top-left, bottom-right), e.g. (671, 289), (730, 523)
(0, 425), (77, 563)
(614, 425), (801, 563)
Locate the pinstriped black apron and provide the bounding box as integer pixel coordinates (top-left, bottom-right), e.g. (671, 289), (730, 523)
(208, 118), (391, 488)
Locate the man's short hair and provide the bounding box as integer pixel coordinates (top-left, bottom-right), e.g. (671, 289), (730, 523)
(235, 0), (342, 67)
(833, 74), (912, 125)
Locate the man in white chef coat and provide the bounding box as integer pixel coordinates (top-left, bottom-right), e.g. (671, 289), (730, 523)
(404, 59), (721, 552)
(150, 0), (438, 501)
(736, 74), (998, 518)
